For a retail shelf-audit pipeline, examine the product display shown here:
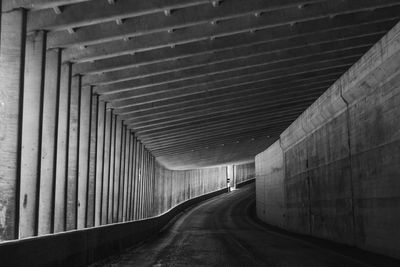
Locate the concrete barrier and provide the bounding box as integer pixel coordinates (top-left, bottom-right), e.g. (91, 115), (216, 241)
(0, 188), (227, 267)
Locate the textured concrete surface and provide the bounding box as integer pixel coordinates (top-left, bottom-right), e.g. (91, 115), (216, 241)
(0, 188), (228, 267)
(98, 183), (400, 267)
(234, 162), (255, 186)
(256, 20), (400, 259)
(255, 141), (285, 229)
(0, 10), (25, 240)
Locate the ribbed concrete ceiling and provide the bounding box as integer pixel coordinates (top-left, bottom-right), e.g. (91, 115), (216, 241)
(10, 0), (400, 169)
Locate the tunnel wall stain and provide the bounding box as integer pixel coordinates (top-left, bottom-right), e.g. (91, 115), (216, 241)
(256, 21), (400, 259)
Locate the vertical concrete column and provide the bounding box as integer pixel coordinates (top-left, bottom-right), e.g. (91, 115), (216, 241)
(145, 148), (149, 217)
(143, 150), (147, 218)
(101, 106), (111, 225)
(66, 75), (81, 231)
(120, 125), (126, 221)
(19, 30), (46, 238)
(133, 141), (138, 220)
(112, 119), (122, 222)
(95, 100), (105, 226)
(126, 132), (133, 221)
(133, 139), (140, 220)
(129, 136), (137, 221)
(145, 152), (150, 218)
(141, 149), (145, 219)
(149, 154), (153, 217)
(107, 113), (116, 223)
(130, 137), (135, 221)
(135, 142), (140, 220)
(137, 142), (143, 219)
(149, 155), (152, 215)
(86, 91), (97, 227)
(0, 9), (26, 241)
(38, 48), (61, 235)
(117, 123), (125, 222)
(149, 156), (153, 217)
(168, 166), (172, 210)
(53, 61), (71, 233)
(77, 85), (90, 229)
(151, 156), (156, 216)
(122, 128), (130, 221)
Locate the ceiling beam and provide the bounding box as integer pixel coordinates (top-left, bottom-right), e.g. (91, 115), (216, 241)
(128, 96), (317, 133)
(28, 0), (211, 31)
(115, 72), (341, 116)
(100, 55), (358, 102)
(93, 29), (382, 93)
(115, 69), (344, 120)
(48, 0), (400, 48)
(143, 120), (292, 150)
(151, 138), (278, 158)
(120, 81), (334, 131)
(65, 7), (400, 64)
(121, 83), (328, 124)
(136, 110), (303, 141)
(81, 18), (399, 85)
(111, 64), (351, 108)
(47, 0), (329, 47)
(135, 106), (309, 135)
(149, 130), (281, 155)
(75, 33), (377, 76)
(2, 0), (89, 12)
(145, 126), (287, 152)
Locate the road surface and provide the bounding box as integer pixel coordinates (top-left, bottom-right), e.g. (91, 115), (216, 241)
(98, 183), (399, 267)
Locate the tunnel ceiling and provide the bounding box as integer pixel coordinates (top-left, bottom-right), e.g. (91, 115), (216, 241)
(8, 0), (400, 169)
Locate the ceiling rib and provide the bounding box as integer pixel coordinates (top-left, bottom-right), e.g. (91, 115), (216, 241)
(15, 0), (400, 168)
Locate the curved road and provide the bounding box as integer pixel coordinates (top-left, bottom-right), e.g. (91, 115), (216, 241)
(101, 183), (397, 267)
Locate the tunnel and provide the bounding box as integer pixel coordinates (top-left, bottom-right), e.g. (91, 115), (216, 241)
(0, 0), (400, 266)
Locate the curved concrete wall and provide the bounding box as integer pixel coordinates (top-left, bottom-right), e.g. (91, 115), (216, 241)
(234, 162), (255, 185)
(255, 142), (285, 229)
(256, 21), (400, 259)
(0, 187), (227, 267)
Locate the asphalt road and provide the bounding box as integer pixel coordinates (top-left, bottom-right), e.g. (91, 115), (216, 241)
(100, 183), (399, 267)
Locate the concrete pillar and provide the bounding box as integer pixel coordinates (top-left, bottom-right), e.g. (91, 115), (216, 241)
(107, 112), (116, 223)
(66, 75), (81, 231)
(122, 128), (130, 221)
(137, 142), (143, 219)
(126, 134), (132, 221)
(116, 123), (125, 222)
(101, 106), (111, 225)
(54, 62), (71, 233)
(129, 136), (137, 221)
(112, 119), (122, 222)
(0, 9), (26, 241)
(143, 150), (148, 218)
(134, 139), (140, 220)
(76, 85), (90, 229)
(86, 91), (97, 227)
(38, 48), (61, 235)
(141, 149), (146, 219)
(150, 156), (155, 217)
(94, 100), (105, 226)
(19, 30), (46, 238)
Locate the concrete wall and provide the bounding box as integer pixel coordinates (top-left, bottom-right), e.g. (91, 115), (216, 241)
(255, 142), (285, 229)
(0, 187), (228, 267)
(0, 7), (230, 249)
(0, 12), (235, 263)
(256, 21), (400, 259)
(154, 163), (228, 217)
(234, 162), (255, 185)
